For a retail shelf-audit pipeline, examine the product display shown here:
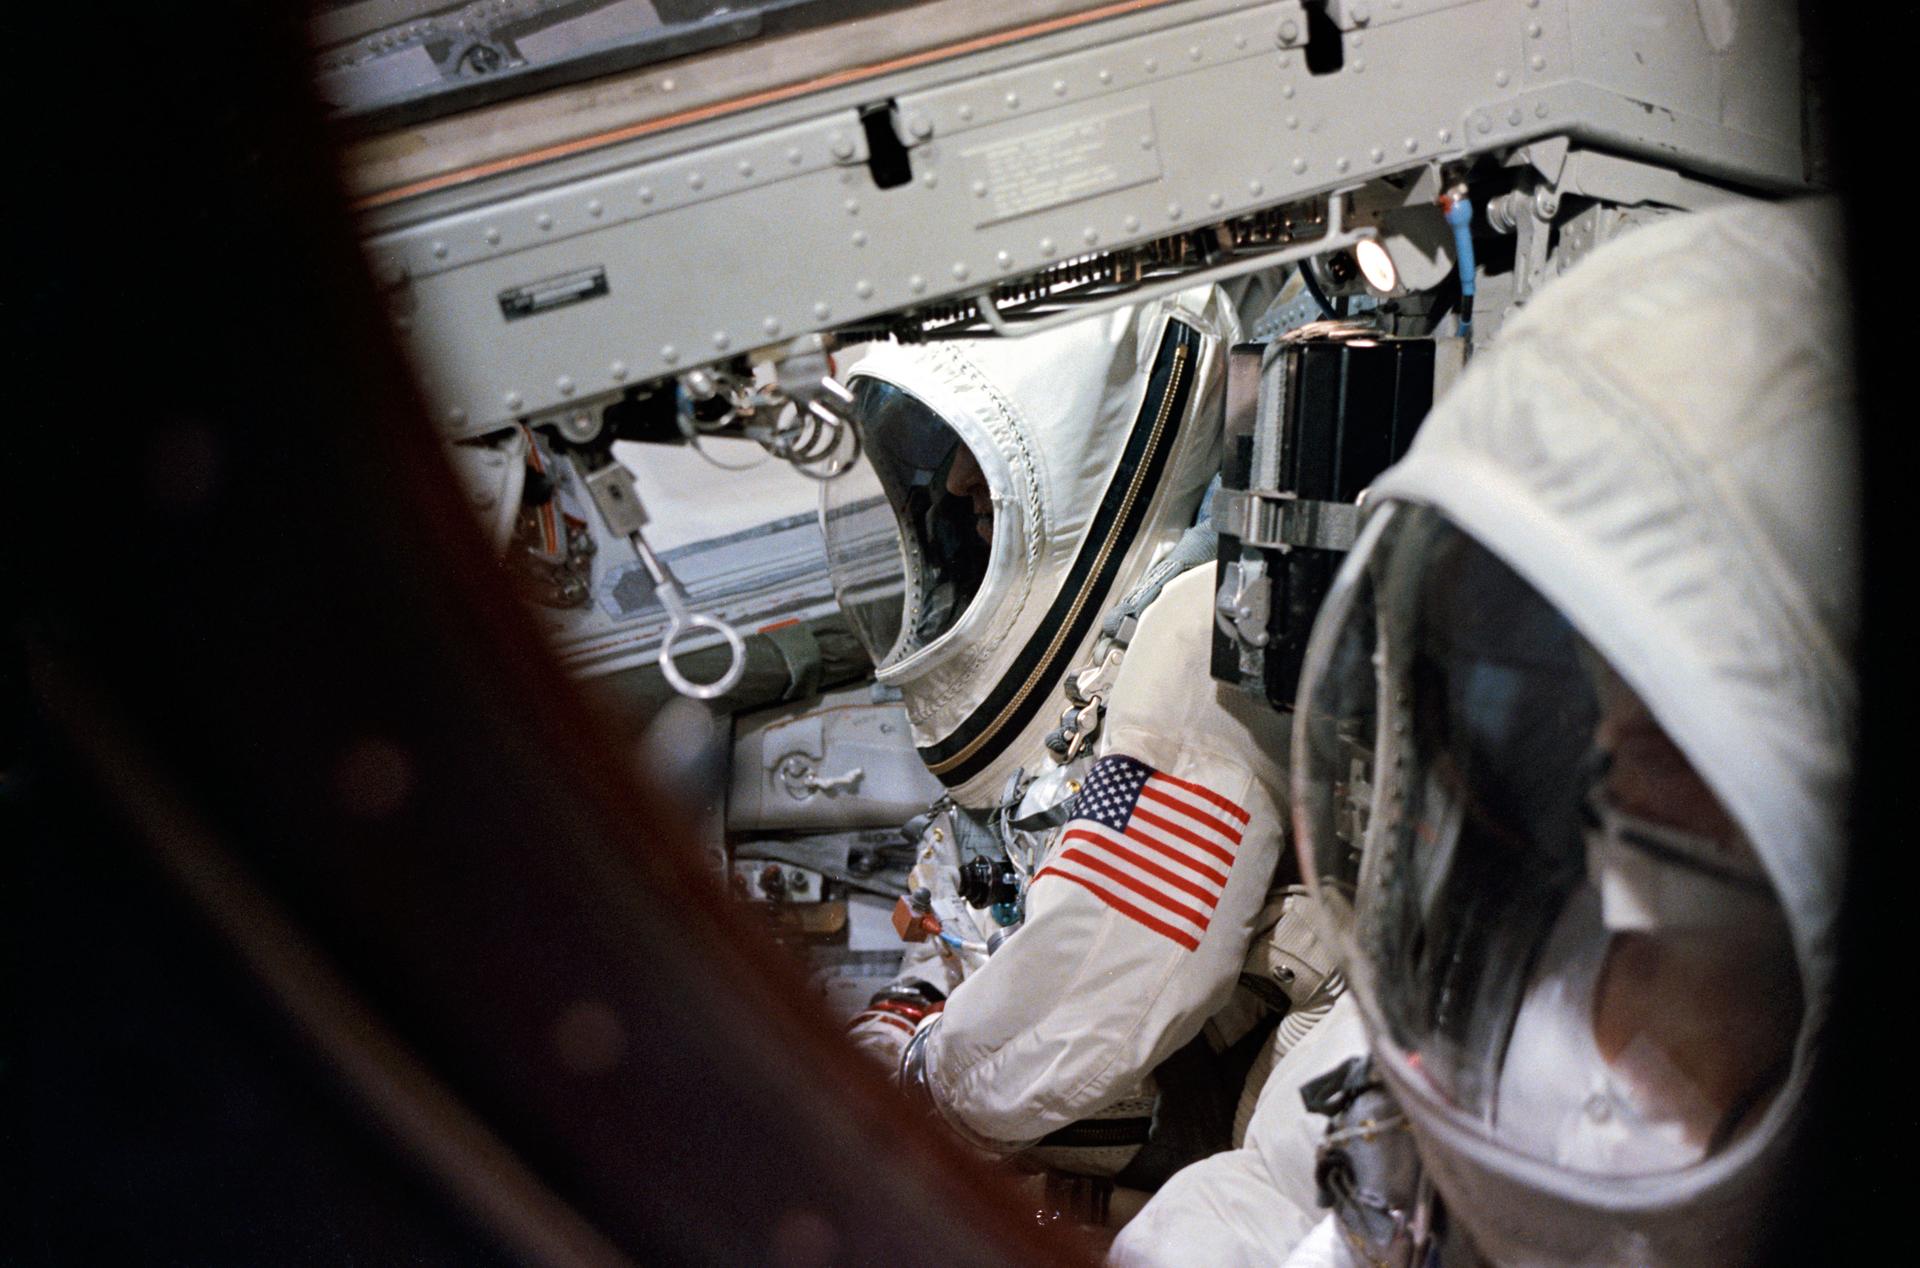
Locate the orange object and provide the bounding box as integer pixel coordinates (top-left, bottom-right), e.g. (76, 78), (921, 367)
(891, 896), (944, 943)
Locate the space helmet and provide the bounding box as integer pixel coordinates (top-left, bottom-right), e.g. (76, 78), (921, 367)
(823, 287), (1235, 807)
(1291, 200), (1856, 1264)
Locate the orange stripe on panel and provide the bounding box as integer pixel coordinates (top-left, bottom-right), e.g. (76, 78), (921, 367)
(354, 0), (1177, 210)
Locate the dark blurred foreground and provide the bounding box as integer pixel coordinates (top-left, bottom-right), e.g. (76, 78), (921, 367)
(0, 2), (1902, 1263)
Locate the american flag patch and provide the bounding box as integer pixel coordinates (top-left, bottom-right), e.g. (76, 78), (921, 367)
(1034, 754), (1249, 951)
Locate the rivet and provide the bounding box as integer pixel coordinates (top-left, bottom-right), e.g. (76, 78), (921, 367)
(922, 171), (939, 188)
(958, 103), (974, 121)
(1053, 78), (1068, 96)
(1495, 69), (1511, 87)
(952, 261), (970, 280)
(1291, 157), (1308, 174)
(1248, 179), (1264, 196)
(1508, 107), (1524, 126)
(1188, 44), (1202, 61)
(485, 226), (501, 244)
(610, 361), (628, 381)
(1144, 56), (1159, 72)
(763, 317), (781, 336)
(1404, 136), (1419, 152)
(1084, 227), (1100, 244)
(1282, 83), (1295, 98)
(536, 213), (553, 230)
(1040, 236), (1057, 256)
(1140, 133), (1155, 150)
(1535, 101), (1550, 118)
(1354, 58), (1366, 72)
(909, 113), (933, 138)
(1530, 54), (1546, 71)
(1278, 19), (1300, 43)
(1234, 32), (1248, 49)
(996, 250), (1013, 269)
(557, 376), (575, 396)
(1350, 1), (1371, 21)
(1475, 111), (1493, 134)
(813, 301), (831, 319)
(1005, 90), (1020, 108)
(713, 331), (731, 350)
(908, 274), (927, 294)
(1167, 202), (1182, 220)
(830, 132), (854, 159)
(1286, 113), (1299, 130)
(1528, 20), (1543, 37)
(1123, 214), (1141, 231)
(972, 179), (988, 197)
(446, 406), (467, 426)
(856, 279), (874, 298)
(1208, 192), (1223, 210)
(852, 229), (869, 247)
(787, 146), (804, 165)
(587, 199), (603, 217)
(505, 391), (523, 410)
(1278, 53), (1292, 68)
(661, 346), (679, 364)
(737, 160), (754, 177)
(687, 171), (705, 190)
(1438, 127), (1453, 142)
(639, 185), (655, 204)
(1370, 145), (1385, 162)
(1098, 68), (1112, 84)
(1336, 156), (1351, 173)
(431, 240), (448, 259)
(845, 197), (860, 215)
(660, 77), (676, 91)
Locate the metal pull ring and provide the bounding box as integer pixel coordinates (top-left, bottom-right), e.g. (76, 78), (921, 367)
(632, 530), (748, 701)
(659, 611), (747, 701)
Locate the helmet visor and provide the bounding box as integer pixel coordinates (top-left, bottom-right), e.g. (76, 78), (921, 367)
(823, 377), (995, 671)
(1296, 503), (1801, 1178)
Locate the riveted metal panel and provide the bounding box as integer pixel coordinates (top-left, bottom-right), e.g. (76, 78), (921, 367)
(367, 0), (1809, 438)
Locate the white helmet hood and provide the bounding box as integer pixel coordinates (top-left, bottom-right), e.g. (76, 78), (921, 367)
(1301, 200), (1857, 1264)
(837, 287), (1234, 805)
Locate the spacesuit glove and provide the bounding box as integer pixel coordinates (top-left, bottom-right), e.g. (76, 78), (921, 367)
(845, 979), (945, 1070)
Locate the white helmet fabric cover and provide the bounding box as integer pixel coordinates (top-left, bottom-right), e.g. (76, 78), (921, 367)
(844, 287), (1235, 806)
(1328, 199), (1856, 1263)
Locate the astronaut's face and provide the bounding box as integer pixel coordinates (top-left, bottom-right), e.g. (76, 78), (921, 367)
(1585, 682), (1799, 1152)
(1592, 680), (1739, 843)
(943, 443), (993, 544)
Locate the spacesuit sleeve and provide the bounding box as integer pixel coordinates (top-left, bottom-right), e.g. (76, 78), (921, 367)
(920, 568), (1292, 1146)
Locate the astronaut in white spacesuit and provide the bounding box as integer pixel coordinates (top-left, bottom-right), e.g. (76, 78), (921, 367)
(826, 286), (1350, 1190)
(1113, 199), (1853, 1266)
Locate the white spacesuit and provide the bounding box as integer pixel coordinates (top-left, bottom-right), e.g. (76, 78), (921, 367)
(1268, 198), (1856, 1265)
(826, 288), (1324, 1177)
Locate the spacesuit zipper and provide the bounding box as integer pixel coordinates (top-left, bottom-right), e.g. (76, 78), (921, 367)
(926, 340), (1191, 778)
